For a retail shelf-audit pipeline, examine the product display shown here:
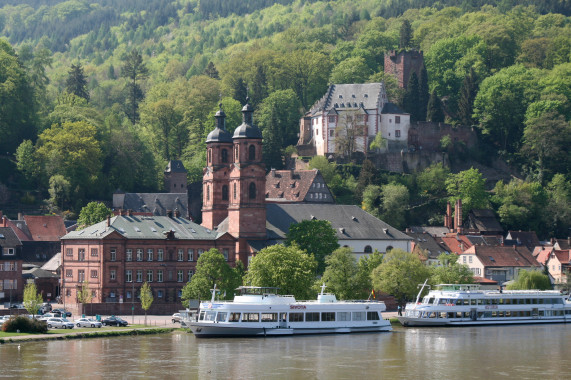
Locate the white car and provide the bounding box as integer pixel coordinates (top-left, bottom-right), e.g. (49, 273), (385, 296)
(45, 317), (75, 329)
(74, 318), (102, 328)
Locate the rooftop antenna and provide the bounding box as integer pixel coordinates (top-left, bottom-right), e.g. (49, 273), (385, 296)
(210, 284), (217, 302)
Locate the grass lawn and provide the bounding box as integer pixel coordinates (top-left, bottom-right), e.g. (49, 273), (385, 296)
(0, 325), (149, 338)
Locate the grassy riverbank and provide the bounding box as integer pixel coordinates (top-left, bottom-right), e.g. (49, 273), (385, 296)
(0, 327), (177, 344)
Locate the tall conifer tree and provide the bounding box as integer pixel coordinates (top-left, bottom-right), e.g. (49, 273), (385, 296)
(427, 90), (445, 122)
(458, 67), (478, 126)
(66, 63), (89, 102)
(403, 72), (420, 121)
(418, 66), (429, 122)
(399, 20), (412, 49)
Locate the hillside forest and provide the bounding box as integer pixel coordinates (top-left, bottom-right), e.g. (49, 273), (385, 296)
(0, 0), (570, 238)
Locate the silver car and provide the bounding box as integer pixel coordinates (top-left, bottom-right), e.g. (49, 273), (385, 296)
(46, 317), (74, 329)
(74, 318), (102, 328)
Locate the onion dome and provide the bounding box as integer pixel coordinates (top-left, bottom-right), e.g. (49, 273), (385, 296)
(233, 98), (262, 139)
(206, 103), (233, 143)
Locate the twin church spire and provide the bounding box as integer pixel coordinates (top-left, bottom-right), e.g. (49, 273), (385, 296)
(202, 99), (266, 244)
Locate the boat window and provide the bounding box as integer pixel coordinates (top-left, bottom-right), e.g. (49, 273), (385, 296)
(526, 299), (531, 304)
(505, 299), (512, 305)
(337, 312), (350, 321)
(538, 298), (544, 304)
(289, 313), (304, 322)
(199, 311), (206, 321)
(498, 311), (504, 317)
(352, 312), (366, 321)
(205, 311), (216, 321)
(242, 313), (259, 322)
(470, 299), (477, 305)
(428, 298), (435, 304)
(216, 312), (227, 322)
(448, 312), (455, 319)
(505, 311), (511, 317)
(491, 311), (497, 317)
(261, 313), (278, 322)
(422, 297), (429, 304)
(492, 299), (499, 305)
(229, 313), (241, 322)
(439, 312), (447, 319)
(477, 299), (484, 305)
(366, 312), (379, 321)
(322, 312), (336, 321)
(499, 299), (504, 305)
(427, 312), (437, 319)
(456, 312), (463, 318)
(439, 299), (448, 305)
(306, 312), (320, 322)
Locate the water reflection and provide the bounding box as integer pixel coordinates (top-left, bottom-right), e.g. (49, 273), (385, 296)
(2, 325), (570, 379)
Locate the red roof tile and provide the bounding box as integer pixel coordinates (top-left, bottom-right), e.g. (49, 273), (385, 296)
(265, 169), (333, 203)
(464, 245), (540, 268)
(440, 234), (473, 254)
(23, 215), (67, 241)
(533, 246), (554, 265)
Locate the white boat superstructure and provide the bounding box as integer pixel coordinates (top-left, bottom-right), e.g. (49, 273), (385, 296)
(186, 285), (392, 337)
(398, 284), (571, 327)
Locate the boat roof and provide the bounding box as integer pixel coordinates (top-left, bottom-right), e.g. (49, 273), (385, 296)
(236, 286), (280, 295)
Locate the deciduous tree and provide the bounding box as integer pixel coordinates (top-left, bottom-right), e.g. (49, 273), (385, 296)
(505, 270), (551, 290)
(181, 249), (235, 302)
(140, 282), (154, 326)
(23, 283), (43, 316)
(78, 202), (113, 229)
(320, 247), (361, 300)
(445, 168), (489, 216)
(431, 253), (474, 285)
(245, 244), (317, 300)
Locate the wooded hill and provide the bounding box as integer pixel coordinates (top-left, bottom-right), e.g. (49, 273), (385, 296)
(1, 0), (570, 238)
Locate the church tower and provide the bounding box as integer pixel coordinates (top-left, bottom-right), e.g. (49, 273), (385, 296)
(227, 99), (266, 242)
(202, 104), (233, 230)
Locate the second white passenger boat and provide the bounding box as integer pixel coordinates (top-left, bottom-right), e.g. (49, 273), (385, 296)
(398, 282), (571, 327)
(187, 285), (392, 337)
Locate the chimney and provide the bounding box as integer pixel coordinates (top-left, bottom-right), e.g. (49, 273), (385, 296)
(167, 209), (173, 218)
(18, 212), (23, 220)
(270, 168), (276, 177)
(107, 215), (111, 227)
(127, 209), (133, 217)
(444, 202), (452, 229)
(455, 199), (463, 233)
(118, 209), (123, 216)
(1, 216), (6, 227)
(174, 208), (180, 218)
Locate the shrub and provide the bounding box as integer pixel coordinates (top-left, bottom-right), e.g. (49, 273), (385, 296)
(1, 316), (48, 333)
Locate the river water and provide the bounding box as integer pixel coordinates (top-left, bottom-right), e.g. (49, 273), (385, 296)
(1, 324), (570, 379)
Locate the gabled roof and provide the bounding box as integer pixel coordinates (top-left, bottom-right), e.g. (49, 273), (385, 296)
(464, 245), (540, 268)
(120, 193), (189, 218)
(3, 219), (32, 241)
(23, 267), (59, 279)
(164, 160), (187, 173)
(406, 231), (448, 259)
(62, 215), (223, 241)
(309, 83), (386, 114)
(265, 169), (334, 203)
(265, 204), (412, 241)
(533, 246), (554, 265)
(42, 252), (61, 272)
(381, 102), (407, 115)
(549, 250), (571, 265)
(506, 231), (541, 251)
(440, 234), (473, 254)
(554, 238), (571, 250)
(467, 209), (503, 234)
(23, 215), (67, 241)
(408, 226), (450, 237)
(0, 227), (22, 247)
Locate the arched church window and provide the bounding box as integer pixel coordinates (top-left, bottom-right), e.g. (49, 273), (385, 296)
(248, 145), (256, 161)
(233, 183), (237, 199)
(206, 185), (210, 201)
(208, 149), (211, 164)
(249, 182), (256, 199)
(364, 245), (372, 254)
(222, 185), (228, 201)
(221, 149), (228, 163)
(235, 146), (239, 160)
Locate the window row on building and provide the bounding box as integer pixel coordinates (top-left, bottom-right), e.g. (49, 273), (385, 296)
(65, 247), (230, 262)
(0, 262), (18, 271)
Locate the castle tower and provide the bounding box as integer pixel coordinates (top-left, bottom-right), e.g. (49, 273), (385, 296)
(202, 104), (233, 230)
(227, 99), (266, 244)
(164, 160), (188, 193)
(384, 50), (425, 90)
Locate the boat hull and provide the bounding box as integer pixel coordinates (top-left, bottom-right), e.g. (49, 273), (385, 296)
(398, 316), (570, 327)
(189, 323), (392, 337)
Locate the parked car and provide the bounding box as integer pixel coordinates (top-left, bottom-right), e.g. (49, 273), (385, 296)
(9, 303), (25, 309)
(172, 313), (182, 323)
(40, 302), (52, 314)
(45, 317), (74, 329)
(0, 315), (12, 326)
(101, 316), (128, 327)
(74, 318), (102, 328)
(52, 309), (72, 318)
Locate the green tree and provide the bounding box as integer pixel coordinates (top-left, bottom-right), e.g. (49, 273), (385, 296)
(457, 67), (478, 126)
(48, 175), (71, 211)
(506, 270), (551, 290)
(122, 50), (149, 124)
(417, 163), (450, 199)
(285, 219), (340, 275)
(245, 244), (317, 300)
(403, 72), (421, 121)
(380, 183), (409, 230)
(362, 184), (382, 218)
(65, 63), (89, 102)
(355, 159), (377, 203)
(320, 247), (361, 300)
(76, 280), (92, 311)
(546, 174), (571, 238)
(371, 248), (431, 304)
(140, 282), (154, 326)
(329, 57), (372, 84)
(399, 20), (412, 49)
(431, 253), (474, 284)
(78, 201), (113, 229)
(355, 250), (384, 298)
(181, 248), (235, 302)
(445, 168), (489, 216)
(203, 61), (219, 79)
(426, 90), (445, 122)
(23, 283), (43, 316)
(418, 66), (430, 122)
(15, 139), (39, 185)
(256, 89), (302, 170)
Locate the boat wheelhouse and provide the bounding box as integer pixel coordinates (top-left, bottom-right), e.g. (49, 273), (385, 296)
(186, 285), (392, 337)
(398, 283), (571, 327)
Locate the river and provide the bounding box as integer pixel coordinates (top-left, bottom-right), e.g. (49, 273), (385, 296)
(1, 324), (570, 379)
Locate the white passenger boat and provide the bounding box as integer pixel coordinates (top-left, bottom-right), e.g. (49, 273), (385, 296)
(398, 282), (571, 327)
(187, 285), (392, 337)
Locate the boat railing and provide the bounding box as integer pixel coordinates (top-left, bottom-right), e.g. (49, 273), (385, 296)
(485, 290), (565, 296)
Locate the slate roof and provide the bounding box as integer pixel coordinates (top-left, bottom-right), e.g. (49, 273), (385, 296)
(265, 169), (333, 203)
(119, 193), (189, 218)
(464, 245), (540, 268)
(42, 252), (61, 272)
(0, 227), (22, 247)
(165, 160), (187, 173)
(309, 83), (385, 114)
(62, 215), (221, 241)
(408, 226), (450, 237)
(506, 231), (541, 251)
(233, 102), (262, 139)
(406, 231), (449, 259)
(20, 241), (60, 266)
(23, 267), (59, 279)
(381, 102), (407, 114)
(467, 209), (503, 234)
(24, 215), (67, 241)
(265, 204), (412, 241)
(554, 238), (571, 250)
